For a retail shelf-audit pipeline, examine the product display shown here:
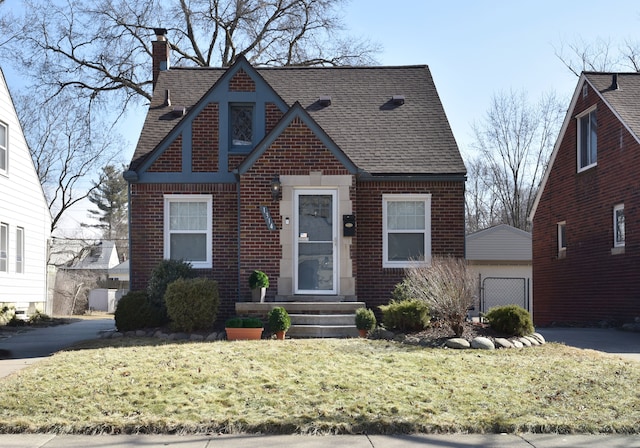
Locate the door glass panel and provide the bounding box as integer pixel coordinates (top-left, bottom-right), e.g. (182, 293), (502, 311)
(297, 194), (334, 292)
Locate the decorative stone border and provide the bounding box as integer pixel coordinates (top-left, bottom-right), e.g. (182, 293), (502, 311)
(445, 332), (546, 350)
(101, 329), (227, 341)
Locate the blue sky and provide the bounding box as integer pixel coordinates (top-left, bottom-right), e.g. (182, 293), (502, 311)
(344, 0), (640, 151)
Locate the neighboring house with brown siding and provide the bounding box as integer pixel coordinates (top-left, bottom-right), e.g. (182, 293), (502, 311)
(125, 30), (466, 326)
(531, 72), (640, 326)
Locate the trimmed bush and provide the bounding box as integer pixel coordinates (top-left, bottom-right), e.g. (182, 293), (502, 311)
(114, 290), (163, 332)
(268, 306), (291, 332)
(164, 278), (220, 332)
(225, 317), (264, 328)
(379, 299), (430, 333)
(147, 260), (197, 322)
(484, 305), (534, 337)
(248, 270), (269, 289)
(355, 307), (377, 331)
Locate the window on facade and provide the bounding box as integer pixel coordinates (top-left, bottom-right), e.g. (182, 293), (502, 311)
(16, 227), (24, 273)
(557, 221), (566, 257)
(0, 122), (7, 174)
(578, 108), (597, 171)
(230, 104), (254, 150)
(0, 223), (7, 272)
(164, 195), (212, 269)
(614, 204), (625, 247)
(383, 194), (431, 268)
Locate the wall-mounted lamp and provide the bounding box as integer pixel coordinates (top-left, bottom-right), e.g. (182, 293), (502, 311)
(270, 177), (281, 201)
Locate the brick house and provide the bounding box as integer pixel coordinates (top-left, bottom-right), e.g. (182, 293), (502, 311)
(531, 72), (640, 326)
(124, 30), (466, 329)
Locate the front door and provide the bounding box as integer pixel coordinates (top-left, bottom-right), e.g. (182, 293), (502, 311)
(294, 190), (337, 294)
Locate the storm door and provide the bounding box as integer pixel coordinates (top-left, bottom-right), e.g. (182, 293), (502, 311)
(294, 190), (337, 294)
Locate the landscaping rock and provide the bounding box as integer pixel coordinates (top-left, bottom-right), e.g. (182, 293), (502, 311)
(445, 338), (470, 349)
(531, 332), (546, 344)
(190, 334), (204, 342)
(135, 330), (147, 337)
(494, 337), (514, 349)
(404, 336), (421, 345)
(206, 332), (220, 341)
(524, 335), (540, 346)
(168, 332), (189, 341)
(111, 332), (123, 338)
(512, 340), (523, 349)
(518, 337), (531, 347)
(471, 337), (495, 350)
(125, 331), (136, 337)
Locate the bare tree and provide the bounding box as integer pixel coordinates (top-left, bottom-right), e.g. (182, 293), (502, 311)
(555, 36), (640, 76)
(2, 0), (380, 110)
(14, 91), (120, 234)
(467, 90), (564, 232)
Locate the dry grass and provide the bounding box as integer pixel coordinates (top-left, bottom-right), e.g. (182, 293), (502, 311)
(0, 338), (638, 435)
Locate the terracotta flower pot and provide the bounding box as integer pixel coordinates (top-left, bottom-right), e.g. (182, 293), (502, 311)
(358, 329), (368, 338)
(275, 330), (286, 340)
(225, 327), (263, 341)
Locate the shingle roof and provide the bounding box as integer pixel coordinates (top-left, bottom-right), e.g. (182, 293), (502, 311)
(584, 72), (640, 142)
(130, 64), (465, 176)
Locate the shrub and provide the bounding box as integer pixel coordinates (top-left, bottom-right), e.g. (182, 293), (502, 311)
(404, 256), (478, 337)
(484, 305), (534, 337)
(225, 317), (264, 328)
(268, 306), (291, 332)
(147, 259), (197, 321)
(248, 270), (269, 289)
(391, 279), (414, 302)
(379, 299), (430, 333)
(355, 307), (377, 331)
(28, 311), (52, 325)
(164, 278), (220, 332)
(114, 290), (163, 332)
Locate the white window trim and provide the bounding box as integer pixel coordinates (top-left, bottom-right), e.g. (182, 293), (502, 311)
(0, 121), (7, 175)
(613, 204), (625, 248)
(382, 194), (431, 268)
(0, 222), (8, 273)
(577, 106), (597, 173)
(163, 194), (212, 269)
(16, 226), (24, 274)
(557, 221), (566, 258)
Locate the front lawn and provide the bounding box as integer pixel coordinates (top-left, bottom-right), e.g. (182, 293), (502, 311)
(0, 338), (638, 434)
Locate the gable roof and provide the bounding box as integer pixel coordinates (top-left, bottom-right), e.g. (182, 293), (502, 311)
(529, 72), (640, 221)
(466, 224), (531, 262)
(129, 61), (465, 177)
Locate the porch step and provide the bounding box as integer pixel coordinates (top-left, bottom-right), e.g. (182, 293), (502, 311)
(275, 295), (357, 302)
(234, 301), (365, 338)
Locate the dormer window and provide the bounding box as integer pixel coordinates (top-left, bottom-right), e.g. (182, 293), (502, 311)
(230, 103), (254, 151)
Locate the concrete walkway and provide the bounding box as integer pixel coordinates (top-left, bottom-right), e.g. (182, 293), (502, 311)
(0, 322), (639, 447)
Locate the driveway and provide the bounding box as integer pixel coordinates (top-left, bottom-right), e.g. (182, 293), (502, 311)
(539, 327), (640, 362)
(0, 317), (115, 378)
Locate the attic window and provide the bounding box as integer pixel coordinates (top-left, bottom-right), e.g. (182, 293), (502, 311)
(230, 103), (254, 149)
(319, 95), (332, 107)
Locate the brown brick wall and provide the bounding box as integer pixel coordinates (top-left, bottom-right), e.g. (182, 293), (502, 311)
(355, 180), (466, 311)
(148, 135), (182, 172)
(192, 103), (219, 172)
(229, 69), (255, 92)
(533, 82), (640, 325)
(129, 183), (239, 320)
(266, 103), (283, 133)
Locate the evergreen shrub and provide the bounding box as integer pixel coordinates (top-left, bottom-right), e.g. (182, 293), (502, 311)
(484, 305), (534, 337)
(164, 278), (220, 332)
(114, 290), (163, 332)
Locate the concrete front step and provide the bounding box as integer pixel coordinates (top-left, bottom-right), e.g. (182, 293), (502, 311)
(290, 313), (356, 326)
(288, 325), (360, 338)
(275, 295), (357, 302)
(236, 302), (365, 315)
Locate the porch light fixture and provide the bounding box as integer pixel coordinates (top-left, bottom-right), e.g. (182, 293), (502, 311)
(270, 177), (281, 201)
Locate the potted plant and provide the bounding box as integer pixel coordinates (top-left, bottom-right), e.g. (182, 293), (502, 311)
(268, 306), (291, 340)
(248, 270), (269, 302)
(355, 307), (376, 338)
(225, 317), (264, 340)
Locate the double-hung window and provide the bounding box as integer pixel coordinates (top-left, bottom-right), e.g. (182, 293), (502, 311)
(16, 227), (24, 273)
(164, 195), (212, 269)
(0, 223), (8, 272)
(382, 194), (431, 268)
(230, 103), (254, 151)
(577, 107), (597, 171)
(0, 121), (7, 174)
(614, 204), (625, 248)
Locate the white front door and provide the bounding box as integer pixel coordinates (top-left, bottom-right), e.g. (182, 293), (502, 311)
(294, 189), (338, 294)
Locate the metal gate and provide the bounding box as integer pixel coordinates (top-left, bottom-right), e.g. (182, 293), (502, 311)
(480, 276), (529, 314)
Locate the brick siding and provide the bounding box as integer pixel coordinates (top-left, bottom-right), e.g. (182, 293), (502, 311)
(192, 103), (219, 172)
(229, 69), (255, 92)
(533, 82), (640, 325)
(148, 135), (182, 172)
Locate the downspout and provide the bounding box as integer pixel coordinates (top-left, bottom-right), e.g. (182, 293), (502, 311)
(237, 176), (242, 304)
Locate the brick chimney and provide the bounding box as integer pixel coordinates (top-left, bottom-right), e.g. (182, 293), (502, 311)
(152, 28), (170, 89)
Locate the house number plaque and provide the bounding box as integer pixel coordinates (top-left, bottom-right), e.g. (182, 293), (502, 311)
(260, 206), (277, 231)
